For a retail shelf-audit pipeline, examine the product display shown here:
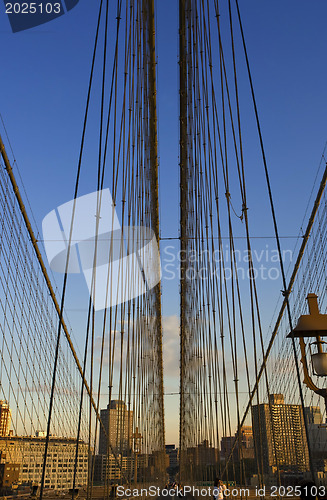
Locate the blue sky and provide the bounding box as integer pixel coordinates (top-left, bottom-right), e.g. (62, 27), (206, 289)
(1, 0), (327, 444)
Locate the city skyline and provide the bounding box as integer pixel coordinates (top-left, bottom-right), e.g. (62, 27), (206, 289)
(0, 0), (327, 495)
(1, 1), (327, 446)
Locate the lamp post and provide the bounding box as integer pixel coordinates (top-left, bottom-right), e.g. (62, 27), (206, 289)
(287, 293), (327, 412)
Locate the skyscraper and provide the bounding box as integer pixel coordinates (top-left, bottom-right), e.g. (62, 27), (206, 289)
(99, 400), (133, 455)
(0, 401), (11, 437)
(252, 394), (309, 474)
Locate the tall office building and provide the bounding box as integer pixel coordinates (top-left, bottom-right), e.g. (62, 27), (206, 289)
(99, 400), (133, 455)
(0, 401), (11, 437)
(252, 394), (309, 474)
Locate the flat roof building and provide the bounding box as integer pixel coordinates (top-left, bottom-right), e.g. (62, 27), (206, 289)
(252, 394), (309, 474)
(0, 436), (88, 490)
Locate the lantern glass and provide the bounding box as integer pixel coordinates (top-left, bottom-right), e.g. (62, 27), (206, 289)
(311, 352), (327, 377)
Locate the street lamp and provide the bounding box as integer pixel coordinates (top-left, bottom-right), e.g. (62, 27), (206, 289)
(287, 293), (327, 409)
(310, 340), (327, 376)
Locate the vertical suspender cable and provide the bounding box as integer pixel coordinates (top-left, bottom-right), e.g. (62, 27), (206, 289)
(179, 0), (188, 483)
(146, 0), (166, 472)
(235, 0), (316, 482)
(223, 160), (327, 471)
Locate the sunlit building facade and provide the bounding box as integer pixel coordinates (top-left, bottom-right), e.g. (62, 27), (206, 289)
(252, 394), (309, 473)
(0, 401), (11, 437)
(99, 400), (133, 455)
(0, 436), (88, 489)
